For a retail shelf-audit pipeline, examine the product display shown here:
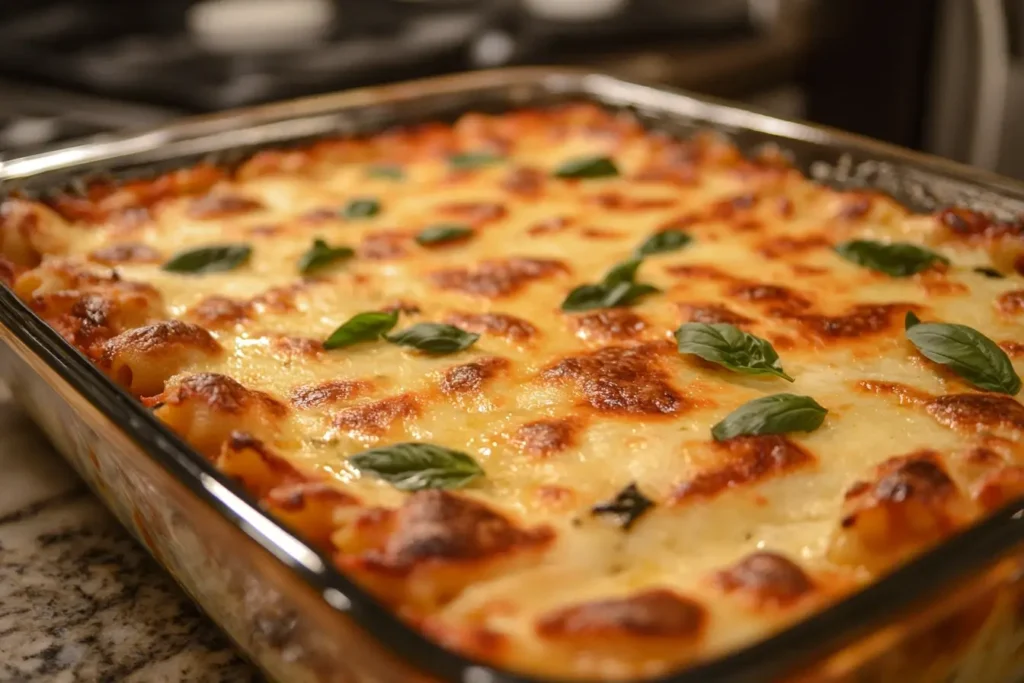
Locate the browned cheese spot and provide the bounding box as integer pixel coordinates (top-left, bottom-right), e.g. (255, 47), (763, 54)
(939, 207), (1024, 242)
(99, 319), (222, 394)
(430, 258), (567, 298)
(673, 436), (815, 504)
(997, 289), (1024, 315)
(728, 282), (812, 311)
(263, 481), (358, 548)
(440, 357), (510, 395)
(512, 418), (581, 457)
(268, 335), (324, 360)
(856, 380), (933, 406)
(291, 379), (372, 409)
(443, 312), (537, 342)
(366, 490), (552, 572)
(585, 192), (677, 211)
(536, 590), (705, 640)
(436, 201), (507, 226)
(1000, 341), (1024, 358)
(333, 393), (420, 437)
(216, 431), (306, 497)
(381, 300), (422, 316)
(787, 303), (910, 339)
(708, 193), (758, 221)
(502, 167), (545, 197)
(569, 309), (648, 342)
(155, 372), (288, 417)
(835, 195), (873, 220)
(832, 453), (973, 569)
(757, 235), (830, 259)
(359, 231), (409, 260)
(665, 264), (740, 284)
(88, 242), (162, 265)
(188, 295), (252, 327)
(926, 394), (1024, 433)
(678, 302), (753, 325)
(542, 343), (684, 415)
(28, 280), (163, 355)
(713, 551), (815, 607)
(187, 193), (264, 219)
(527, 216), (573, 236)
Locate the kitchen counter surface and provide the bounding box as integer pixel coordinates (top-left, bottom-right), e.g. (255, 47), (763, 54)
(0, 384), (260, 683)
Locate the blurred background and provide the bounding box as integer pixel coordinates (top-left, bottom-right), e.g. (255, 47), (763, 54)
(0, 0), (1020, 177)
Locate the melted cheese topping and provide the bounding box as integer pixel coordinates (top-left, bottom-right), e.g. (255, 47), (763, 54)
(3, 104), (1023, 680)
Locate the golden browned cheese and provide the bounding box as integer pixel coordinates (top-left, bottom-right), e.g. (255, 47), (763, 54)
(2, 103), (1022, 680)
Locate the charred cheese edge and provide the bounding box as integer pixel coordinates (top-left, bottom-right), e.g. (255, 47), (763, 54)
(2, 104), (1023, 680)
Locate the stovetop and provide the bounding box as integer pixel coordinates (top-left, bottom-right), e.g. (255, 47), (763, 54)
(0, 0), (770, 157)
(0, 0), (759, 111)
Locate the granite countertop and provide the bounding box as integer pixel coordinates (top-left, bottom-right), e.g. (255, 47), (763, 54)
(0, 383), (261, 683)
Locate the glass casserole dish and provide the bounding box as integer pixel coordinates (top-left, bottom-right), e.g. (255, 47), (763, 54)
(0, 67), (1023, 683)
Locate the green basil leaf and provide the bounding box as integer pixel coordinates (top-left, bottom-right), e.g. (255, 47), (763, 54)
(341, 197), (380, 219)
(553, 155), (619, 179)
(591, 482), (654, 531)
(834, 240), (949, 277)
(349, 442), (483, 490)
(560, 284), (611, 311)
(386, 322), (480, 354)
(448, 151), (503, 169)
(323, 310), (399, 350)
(602, 258), (643, 288)
(298, 238), (355, 274)
(561, 259), (660, 311)
(905, 311), (922, 330)
(162, 244), (251, 274)
(367, 165), (404, 180)
(904, 316), (1021, 395)
(711, 393), (828, 441)
(973, 266), (1004, 279)
(676, 323), (794, 382)
(415, 223), (474, 246)
(602, 281), (660, 307)
(635, 229), (693, 257)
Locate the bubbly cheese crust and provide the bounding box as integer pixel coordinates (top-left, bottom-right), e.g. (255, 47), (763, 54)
(3, 104), (1023, 680)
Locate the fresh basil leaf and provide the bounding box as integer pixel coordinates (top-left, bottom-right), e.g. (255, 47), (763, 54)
(349, 442), (483, 490)
(298, 238), (354, 274)
(676, 323), (794, 382)
(904, 316), (1021, 395)
(386, 322), (480, 354)
(905, 311), (922, 330)
(553, 155), (619, 179)
(591, 482), (654, 531)
(367, 165), (404, 180)
(711, 393), (828, 441)
(635, 229), (693, 257)
(602, 258), (643, 288)
(162, 244), (251, 274)
(561, 284), (611, 311)
(341, 197), (380, 219)
(415, 223), (474, 246)
(560, 259), (660, 311)
(973, 266), (1004, 279)
(323, 310), (399, 350)
(602, 281), (660, 307)
(834, 240), (949, 277)
(448, 151), (503, 169)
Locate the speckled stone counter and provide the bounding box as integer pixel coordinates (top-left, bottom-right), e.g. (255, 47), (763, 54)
(0, 384), (262, 683)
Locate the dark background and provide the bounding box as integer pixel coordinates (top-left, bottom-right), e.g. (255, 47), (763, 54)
(0, 0), (1010, 175)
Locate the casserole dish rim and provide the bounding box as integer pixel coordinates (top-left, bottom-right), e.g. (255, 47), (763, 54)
(2, 65), (1024, 683)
